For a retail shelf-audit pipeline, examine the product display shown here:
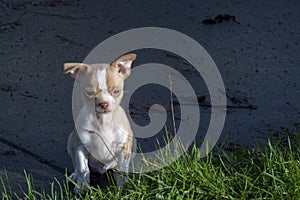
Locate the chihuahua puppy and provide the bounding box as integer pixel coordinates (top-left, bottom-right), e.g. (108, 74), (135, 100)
(64, 53), (136, 193)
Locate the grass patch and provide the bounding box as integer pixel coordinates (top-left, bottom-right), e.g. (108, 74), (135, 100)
(1, 125), (300, 199)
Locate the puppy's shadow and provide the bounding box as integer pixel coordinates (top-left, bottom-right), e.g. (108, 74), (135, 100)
(68, 169), (116, 191)
(90, 169), (116, 189)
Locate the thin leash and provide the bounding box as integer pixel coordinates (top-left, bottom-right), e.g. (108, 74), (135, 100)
(82, 113), (131, 169)
(83, 128), (119, 165)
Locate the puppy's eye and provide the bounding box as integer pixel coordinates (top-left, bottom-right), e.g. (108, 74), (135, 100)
(113, 88), (120, 95)
(85, 90), (95, 98)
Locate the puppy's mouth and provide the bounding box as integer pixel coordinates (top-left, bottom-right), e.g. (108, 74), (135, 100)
(94, 101), (112, 114)
(95, 107), (112, 114)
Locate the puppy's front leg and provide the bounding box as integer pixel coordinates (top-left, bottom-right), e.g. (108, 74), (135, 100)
(73, 145), (90, 193)
(116, 140), (132, 188)
(116, 154), (131, 188)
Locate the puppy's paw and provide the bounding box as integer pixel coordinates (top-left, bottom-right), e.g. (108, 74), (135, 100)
(69, 171), (78, 182)
(123, 141), (132, 159)
(74, 171), (90, 194)
(69, 170), (90, 194)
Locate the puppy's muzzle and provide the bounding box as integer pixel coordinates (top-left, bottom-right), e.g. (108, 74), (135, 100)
(95, 101), (110, 113)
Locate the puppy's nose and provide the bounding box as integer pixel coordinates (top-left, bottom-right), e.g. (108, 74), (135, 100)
(99, 101), (109, 109)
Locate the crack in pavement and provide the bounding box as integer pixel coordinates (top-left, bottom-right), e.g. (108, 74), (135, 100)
(0, 137), (65, 174)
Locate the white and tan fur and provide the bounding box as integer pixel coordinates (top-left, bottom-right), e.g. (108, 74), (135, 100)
(64, 53), (136, 193)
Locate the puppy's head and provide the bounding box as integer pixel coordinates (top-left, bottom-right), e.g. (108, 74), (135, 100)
(64, 53), (136, 114)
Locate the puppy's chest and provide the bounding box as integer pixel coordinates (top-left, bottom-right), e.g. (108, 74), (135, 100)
(79, 122), (126, 171)
(81, 123), (127, 151)
(98, 125), (126, 146)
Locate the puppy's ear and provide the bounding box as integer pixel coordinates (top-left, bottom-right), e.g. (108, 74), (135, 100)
(63, 63), (89, 80)
(111, 53), (136, 79)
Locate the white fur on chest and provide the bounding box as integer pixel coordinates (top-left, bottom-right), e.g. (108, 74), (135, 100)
(75, 106), (128, 170)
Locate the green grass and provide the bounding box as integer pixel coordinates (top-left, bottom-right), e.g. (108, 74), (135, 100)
(1, 124), (300, 200)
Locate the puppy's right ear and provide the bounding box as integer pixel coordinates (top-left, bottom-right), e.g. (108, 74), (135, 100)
(63, 63), (89, 80)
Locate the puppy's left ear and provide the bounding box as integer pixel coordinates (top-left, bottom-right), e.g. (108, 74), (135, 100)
(111, 53), (137, 79)
(63, 63), (89, 81)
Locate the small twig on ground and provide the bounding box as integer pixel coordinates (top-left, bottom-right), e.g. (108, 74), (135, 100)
(202, 14), (240, 25)
(20, 91), (38, 99)
(56, 35), (84, 46)
(26, 9), (95, 20)
(0, 22), (20, 30)
(166, 54), (189, 65)
(166, 54), (181, 59)
(172, 96), (257, 110)
(1, 83), (39, 99)
(199, 104), (257, 110)
(33, 0), (71, 7)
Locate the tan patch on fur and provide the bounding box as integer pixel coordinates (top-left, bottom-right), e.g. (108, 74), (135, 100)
(106, 67), (124, 99)
(123, 135), (133, 159)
